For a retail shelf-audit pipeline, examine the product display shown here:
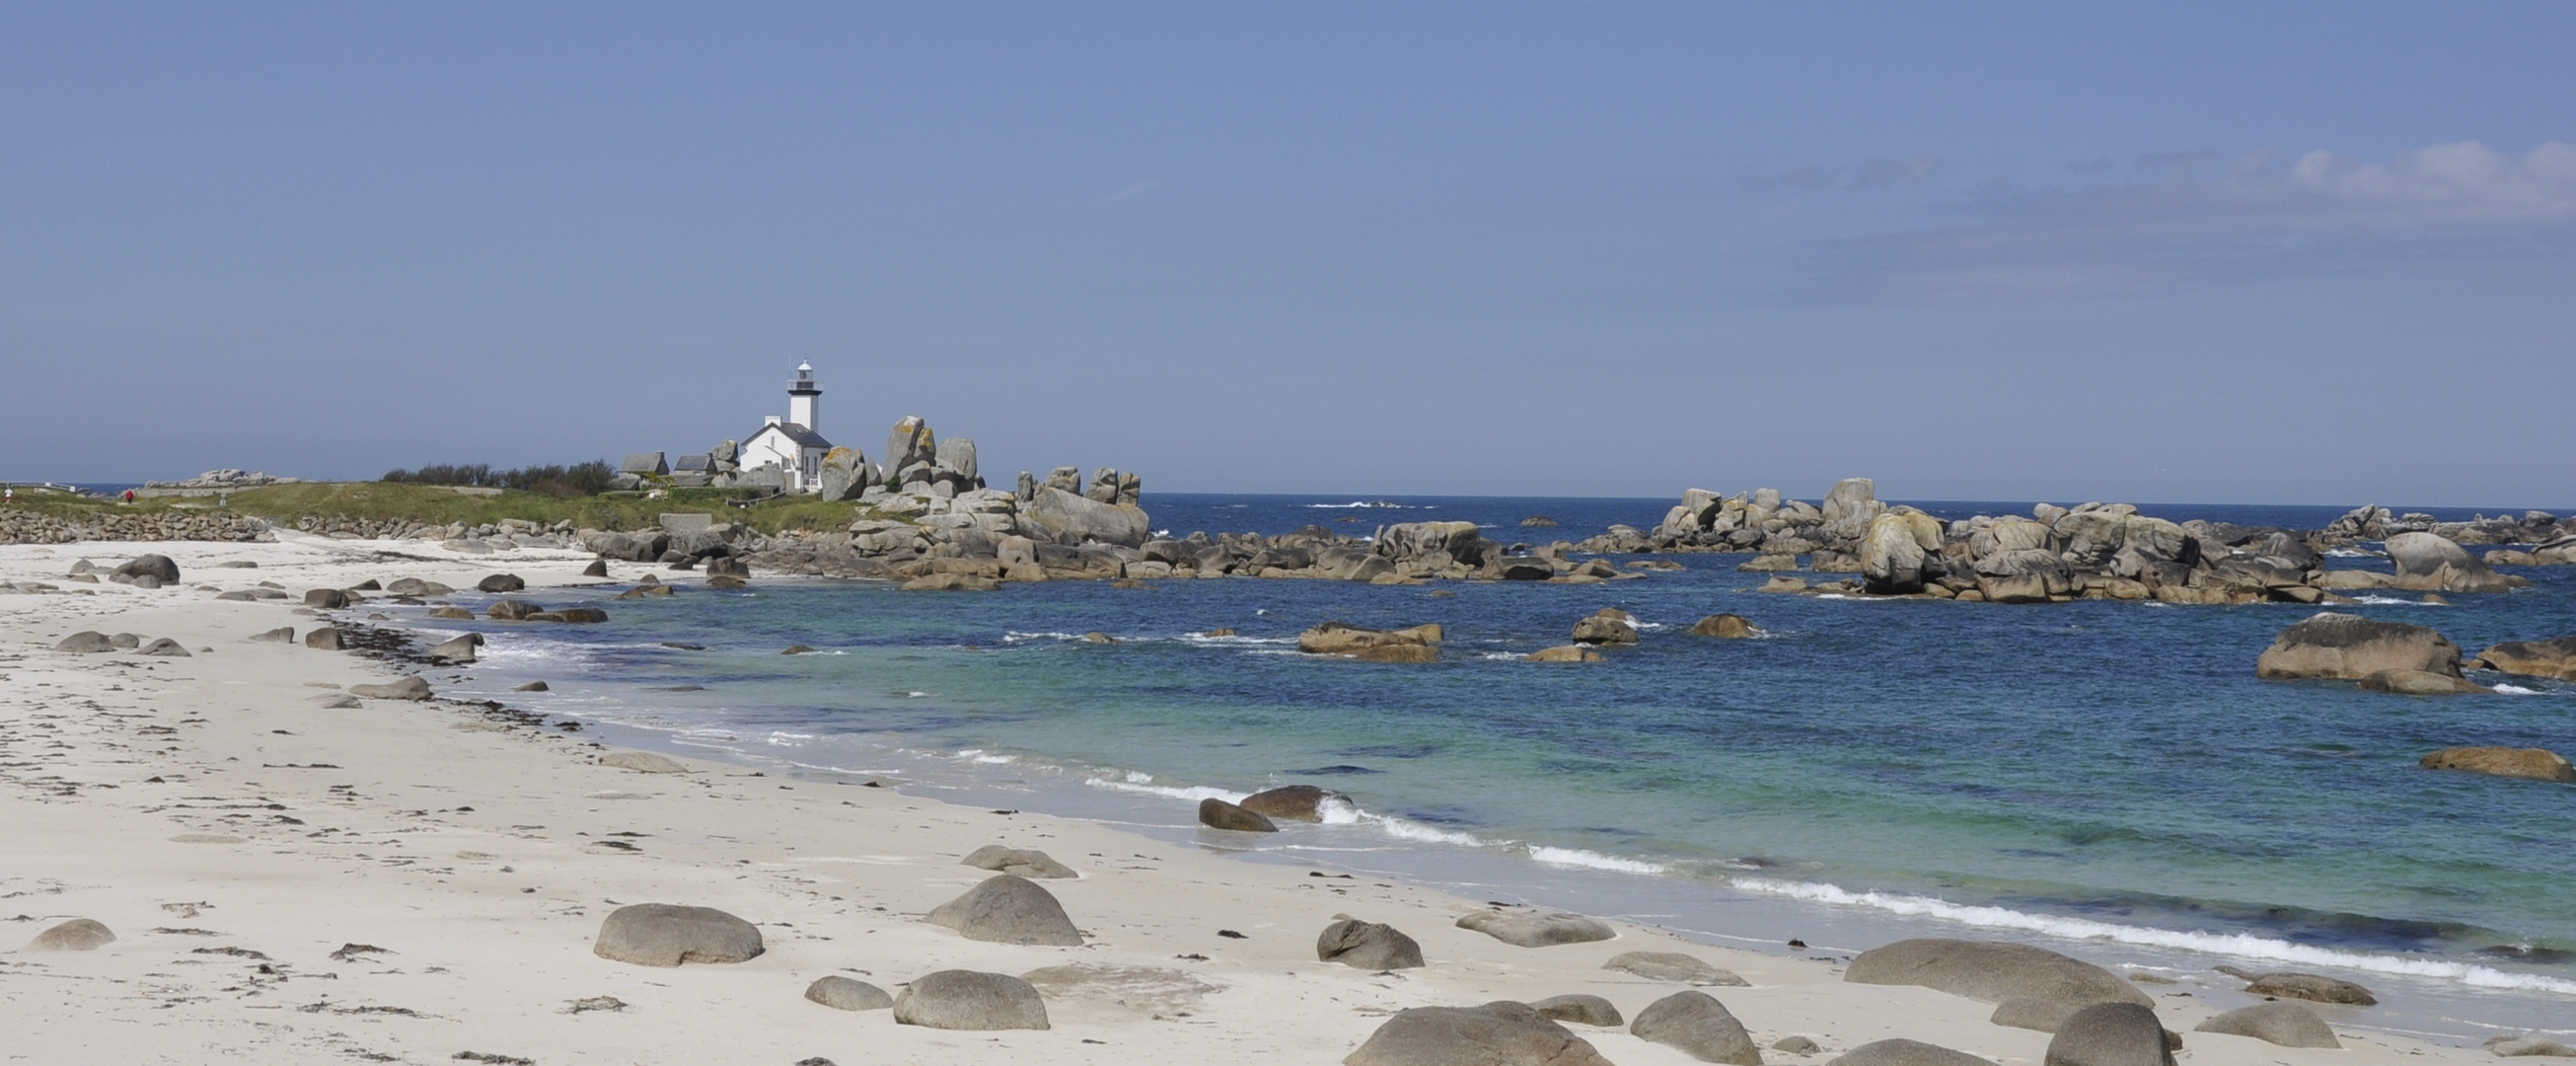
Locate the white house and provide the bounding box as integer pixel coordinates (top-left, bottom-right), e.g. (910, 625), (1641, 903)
(739, 362), (834, 492)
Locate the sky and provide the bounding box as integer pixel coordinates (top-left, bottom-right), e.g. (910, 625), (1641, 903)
(4, 3), (2572, 506)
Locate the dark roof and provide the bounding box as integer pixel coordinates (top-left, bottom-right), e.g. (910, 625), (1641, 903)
(748, 421), (832, 450)
(672, 454), (713, 473)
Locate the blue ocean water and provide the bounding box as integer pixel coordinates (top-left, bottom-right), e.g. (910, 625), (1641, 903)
(430, 494), (2576, 1041)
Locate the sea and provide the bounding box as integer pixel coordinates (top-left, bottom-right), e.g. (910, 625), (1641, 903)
(410, 494), (2576, 1046)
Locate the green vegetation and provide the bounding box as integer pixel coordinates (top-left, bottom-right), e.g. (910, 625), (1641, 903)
(381, 459), (616, 495)
(2, 482), (889, 536)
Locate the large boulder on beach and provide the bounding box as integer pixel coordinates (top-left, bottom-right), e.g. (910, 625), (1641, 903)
(892, 969), (1049, 1030)
(29, 918), (115, 951)
(1830, 1039), (1998, 1066)
(2386, 532), (2519, 593)
(1456, 909), (1616, 948)
(304, 588), (349, 609)
(2255, 613), (2463, 680)
(1240, 784), (1347, 822)
(1345, 1000), (1616, 1066)
(1605, 951), (1747, 985)
(348, 675), (432, 701)
(805, 974), (893, 1011)
(923, 875), (1083, 946)
(2193, 1003), (2338, 1048)
(2419, 746), (2575, 783)
(1632, 990), (1762, 1065)
(1300, 622), (1444, 655)
(1198, 797), (1280, 832)
(1529, 994), (1625, 1028)
(1846, 939), (2150, 1024)
(2476, 638), (2576, 681)
(592, 903), (764, 966)
(476, 573), (524, 593)
(961, 845), (1077, 878)
(114, 555), (181, 583)
(1318, 918), (1425, 969)
(2043, 1003), (2174, 1066)
(1018, 486), (1149, 548)
(55, 631), (115, 653)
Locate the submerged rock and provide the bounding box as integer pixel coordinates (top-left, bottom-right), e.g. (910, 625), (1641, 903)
(2419, 746), (2575, 783)
(2255, 613), (2463, 680)
(2475, 637), (2576, 680)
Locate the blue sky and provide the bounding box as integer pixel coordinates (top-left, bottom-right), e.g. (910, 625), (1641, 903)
(5, 3), (2571, 505)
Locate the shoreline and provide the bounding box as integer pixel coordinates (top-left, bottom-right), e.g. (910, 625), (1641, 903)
(1, 534), (2558, 1063)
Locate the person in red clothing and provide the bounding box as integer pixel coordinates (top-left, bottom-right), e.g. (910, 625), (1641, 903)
(123, 489), (135, 503)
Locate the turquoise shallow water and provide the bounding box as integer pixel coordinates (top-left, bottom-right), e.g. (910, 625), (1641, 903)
(425, 495), (2575, 1041)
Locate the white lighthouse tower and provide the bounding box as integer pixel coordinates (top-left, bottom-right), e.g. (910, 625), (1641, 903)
(787, 361), (821, 432)
(739, 361), (836, 493)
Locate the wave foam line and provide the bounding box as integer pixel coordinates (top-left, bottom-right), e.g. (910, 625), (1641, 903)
(1529, 846), (1669, 875)
(1732, 878), (2576, 995)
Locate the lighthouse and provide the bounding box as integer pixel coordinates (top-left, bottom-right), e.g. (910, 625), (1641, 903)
(787, 361), (821, 433)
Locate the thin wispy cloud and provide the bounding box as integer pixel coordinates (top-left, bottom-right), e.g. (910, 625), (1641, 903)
(1795, 140), (2576, 302)
(1756, 155), (1943, 190)
(1102, 179), (1162, 202)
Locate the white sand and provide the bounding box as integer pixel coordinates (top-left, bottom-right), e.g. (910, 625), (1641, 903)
(0, 534), (2489, 1064)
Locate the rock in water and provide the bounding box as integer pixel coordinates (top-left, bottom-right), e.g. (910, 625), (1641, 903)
(1527, 645), (1606, 662)
(1692, 614), (1761, 638)
(348, 676), (432, 701)
(1829, 1039), (1999, 1066)
(1845, 939), (2151, 1024)
(2254, 612), (2464, 680)
(30, 918), (115, 951)
(1631, 990), (1762, 1065)
(1862, 512), (1938, 594)
(2419, 746), (2575, 783)
(488, 598), (545, 621)
(2043, 1003), (2173, 1066)
(1604, 951), (1748, 985)
(1345, 1000), (1616, 1066)
(2475, 637), (2576, 680)
(2386, 531), (2519, 593)
(1240, 784), (1347, 822)
(805, 975), (893, 1011)
(1199, 798), (1280, 832)
(1298, 622), (1444, 654)
(114, 555), (181, 583)
(2362, 669), (2486, 695)
(892, 969), (1049, 1030)
(599, 750), (689, 774)
(1456, 909), (1617, 948)
(960, 845), (1078, 878)
(428, 634), (481, 662)
(923, 875), (1084, 946)
(2193, 1003), (2338, 1048)
(592, 903), (764, 966)
(55, 631), (116, 653)
(1529, 994), (1625, 1028)
(1317, 918), (1425, 969)
(1571, 610), (1640, 645)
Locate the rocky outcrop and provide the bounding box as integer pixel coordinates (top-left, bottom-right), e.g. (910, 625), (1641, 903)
(1455, 909), (1616, 948)
(2419, 746), (2575, 783)
(2387, 532), (2522, 593)
(1300, 622), (1443, 655)
(923, 875), (1083, 946)
(1019, 486), (1150, 548)
(1862, 511), (1944, 594)
(2193, 1003), (2338, 1048)
(2475, 637), (2576, 680)
(1345, 1001), (1615, 1066)
(592, 904), (763, 966)
(891, 969), (1049, 1030)
(1318, 919), (1425, 969)
(1631, 990), (1762, 1065)
(2256, 613), (2463, 680)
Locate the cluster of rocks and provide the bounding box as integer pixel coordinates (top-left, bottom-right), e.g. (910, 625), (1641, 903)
(2319, 503), (2575, 548)
(0, 510), (269, 545)
(142, 469), (301, 490)
(1604, 478), (2546, 604)
(2254, 612), (2576, 775)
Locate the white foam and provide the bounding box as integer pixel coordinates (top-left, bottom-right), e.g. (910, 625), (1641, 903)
(2350, 595), (2438, 606)
(1529, 846), (1668, 875)
(1355, 811), (1484, 847)
(1083, 776), (1246, 803)
(2492, 684), (2546, 696)
(1002, 631), (1084, 643)
(1731, 877), (2576, 995)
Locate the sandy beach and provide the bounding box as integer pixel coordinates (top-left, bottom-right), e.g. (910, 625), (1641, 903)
(0, 534), (2511, 1065)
